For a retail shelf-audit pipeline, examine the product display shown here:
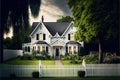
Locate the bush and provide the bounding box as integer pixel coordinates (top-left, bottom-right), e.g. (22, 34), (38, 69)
(104, 56), (120, 63)
(32, 71), (39, 78)
(21, 54), (34, 60)
(78, 71), (85, 77)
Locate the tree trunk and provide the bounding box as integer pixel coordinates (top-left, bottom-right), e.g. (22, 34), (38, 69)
(98, 39), (103, 63)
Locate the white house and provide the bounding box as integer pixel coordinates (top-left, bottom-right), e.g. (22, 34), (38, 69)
(22, 17), (83, 59)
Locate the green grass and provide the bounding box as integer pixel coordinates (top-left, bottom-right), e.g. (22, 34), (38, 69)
(3, 59), (39, 65)
(3, 57), (55, 65)
(1, 77), (120, 80)
(61, 60), (81, 65)
(41, 60), (55, 65)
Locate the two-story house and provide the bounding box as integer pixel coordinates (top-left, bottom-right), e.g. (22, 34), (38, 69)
(22, 17), (83, 59)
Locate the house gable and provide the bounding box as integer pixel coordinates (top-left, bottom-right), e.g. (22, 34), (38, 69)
(43, 22), (71, 36)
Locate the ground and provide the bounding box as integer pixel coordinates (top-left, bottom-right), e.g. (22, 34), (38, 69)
(3, 57), (81, 65)
(1, 77), (120, 80)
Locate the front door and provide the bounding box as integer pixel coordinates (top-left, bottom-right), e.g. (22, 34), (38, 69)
(56, 48), (59, 56)
(55, 48), (60, 60)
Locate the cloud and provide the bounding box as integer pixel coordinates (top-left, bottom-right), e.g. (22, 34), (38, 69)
(29, 0), (71, 25)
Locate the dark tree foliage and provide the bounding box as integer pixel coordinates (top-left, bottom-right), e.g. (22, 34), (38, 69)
(68, 0), (119, 63)
(1, 0), (41, 62)
(2, 0), (41, 34)
(57, 16), (74, 22)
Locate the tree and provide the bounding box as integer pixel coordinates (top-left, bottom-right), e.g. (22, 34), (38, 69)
(68, 0), (119, 63)
(1, 0), (41, 63)
(57, 16), (74, 22)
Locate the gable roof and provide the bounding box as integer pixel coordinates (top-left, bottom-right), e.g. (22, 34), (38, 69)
(30, 22), (71, 36)
(43, 22), (71, 36)
(30, 22), (40, 36)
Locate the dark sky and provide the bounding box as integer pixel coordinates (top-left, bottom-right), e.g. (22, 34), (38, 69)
(29, 0), (72, 25)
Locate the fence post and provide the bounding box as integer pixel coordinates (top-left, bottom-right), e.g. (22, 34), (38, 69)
(82, 59), (87, 77)
(39, 60), (42, 77)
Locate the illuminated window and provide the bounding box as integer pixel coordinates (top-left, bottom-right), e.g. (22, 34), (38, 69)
(73, 46), (76, 53)
(42, 46), (45, 51)
(69, 46), (72, 53)
(39, 33), (43, 40)
(68, 33), (74, 40)
(38, 46), (40, 51)
(70, 33), (74, 41)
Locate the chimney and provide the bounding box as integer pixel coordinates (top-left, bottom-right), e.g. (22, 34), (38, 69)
(41, 16), (44, 22)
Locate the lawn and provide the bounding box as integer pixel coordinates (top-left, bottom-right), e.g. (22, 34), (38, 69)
(1, 77), (120, 80)
(3, 57), (55, 65)
(61, 60), (82, 65)
(3, 57), (81, 65)
(41, 60), (55, 65)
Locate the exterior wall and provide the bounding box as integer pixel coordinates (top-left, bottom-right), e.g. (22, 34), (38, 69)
(3, 49), (23, 61)
(23, 22), (82, 56)
(31, 23), (51, 44)
(64, 25), (76, 43)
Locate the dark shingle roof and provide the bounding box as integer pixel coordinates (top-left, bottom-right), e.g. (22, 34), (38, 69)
(30, 22), (40, 34)
(34, 41), (48, 45)
(30, 22), (71, 36)
(43, 22), (70, 36)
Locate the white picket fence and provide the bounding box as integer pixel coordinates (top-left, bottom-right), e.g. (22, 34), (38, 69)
(0, 64), (38, 77)
(85, 64), (120, 76)
(0, 61), (120, 77)
(40, 65), (84, 77)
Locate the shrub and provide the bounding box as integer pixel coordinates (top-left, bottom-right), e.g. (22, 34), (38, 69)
(104, 56), (120, 63)
(21, 54), (34, 60)
(32, 71), (39, 78)
(78, 71), (85, 77)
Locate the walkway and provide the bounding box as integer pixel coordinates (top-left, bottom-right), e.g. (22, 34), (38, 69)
(55, 60), (63, 67)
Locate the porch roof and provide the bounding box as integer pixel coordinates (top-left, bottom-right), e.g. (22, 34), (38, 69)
(34, 41), (49, 45)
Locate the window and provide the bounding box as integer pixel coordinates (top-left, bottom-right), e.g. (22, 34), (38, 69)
(70, 33), (74, 41)
(73, 46), (76, 53)
(42, 46), (45, 51)
(39, 33), (43, 40)
(66, 47), (68, 53)
(46, 47), (48, 53)
(25, 47), (27, 52)
(68, 33), (74, 40)
(68, 34), (70, 40)
(69, 46), (72, 53)
(36, 34), (39, 40)
(43, 34), (46, 40)
(38, 46), (40, 51)
(28, 47), (30, 52)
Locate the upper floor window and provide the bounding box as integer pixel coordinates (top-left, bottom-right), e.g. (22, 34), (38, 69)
(68, 33), (74, 40)
(43, 34), (46, 40)
(36, 34), (39, 40)
(68, 34), (70, 40)
(36, 33), (46, 40)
